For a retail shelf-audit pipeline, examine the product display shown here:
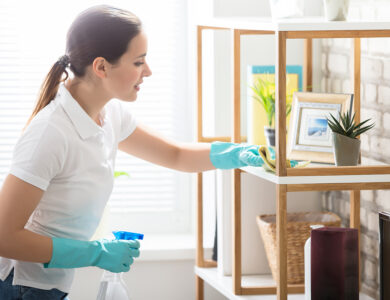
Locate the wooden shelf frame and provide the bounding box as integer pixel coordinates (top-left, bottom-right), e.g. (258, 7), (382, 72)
(196, 23), (390, 300)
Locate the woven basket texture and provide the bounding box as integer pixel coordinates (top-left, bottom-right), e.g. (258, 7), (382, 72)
(256, 211), (341, 284)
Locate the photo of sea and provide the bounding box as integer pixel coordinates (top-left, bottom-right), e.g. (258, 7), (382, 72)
(307, 117), (328, 138)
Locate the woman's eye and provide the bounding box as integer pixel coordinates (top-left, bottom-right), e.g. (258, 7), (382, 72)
(134, 62), (144, 67)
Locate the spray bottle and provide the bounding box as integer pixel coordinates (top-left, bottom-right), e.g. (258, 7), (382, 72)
(96, 231), (144, 300)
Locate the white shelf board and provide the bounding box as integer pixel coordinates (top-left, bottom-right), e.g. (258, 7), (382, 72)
(195, 267), (374, 300)
(198, 17), (390, 32)
(240, 165), (390, 185)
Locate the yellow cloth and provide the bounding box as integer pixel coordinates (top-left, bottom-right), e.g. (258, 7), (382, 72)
(258, 146), (311, 172)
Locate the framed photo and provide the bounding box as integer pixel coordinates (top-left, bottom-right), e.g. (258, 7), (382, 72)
(287, 92), (353, 164)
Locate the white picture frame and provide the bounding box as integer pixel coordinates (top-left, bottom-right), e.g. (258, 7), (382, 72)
(287, 92), (353, 164)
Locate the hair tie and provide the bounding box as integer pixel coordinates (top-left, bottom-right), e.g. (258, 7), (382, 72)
(58, 55), (70, 68)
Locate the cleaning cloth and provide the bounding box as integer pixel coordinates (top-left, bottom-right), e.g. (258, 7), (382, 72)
(256, 146), (310, 172)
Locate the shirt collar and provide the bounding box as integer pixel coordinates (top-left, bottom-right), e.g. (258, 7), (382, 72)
(58, 83), (104, 140)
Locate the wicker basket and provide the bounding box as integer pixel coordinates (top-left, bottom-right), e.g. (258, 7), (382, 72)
(256, 211), (341, 284)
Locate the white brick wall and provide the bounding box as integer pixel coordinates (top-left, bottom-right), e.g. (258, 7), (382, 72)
(364, 83), (377, 104)
(361, 57), (383, 81)
(322, 1), (390, 298)
(327, 53), (349, 74)
(377, 85), (390, 104)
(383, 59), (390, 81)
(375, 190), (390, 209)
(384, 112), (390, 129)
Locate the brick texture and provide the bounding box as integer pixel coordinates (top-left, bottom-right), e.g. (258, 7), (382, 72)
(321, 1), (390, 298)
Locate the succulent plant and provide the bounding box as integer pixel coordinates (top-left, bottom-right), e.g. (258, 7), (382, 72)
(326, 111), (374, 139)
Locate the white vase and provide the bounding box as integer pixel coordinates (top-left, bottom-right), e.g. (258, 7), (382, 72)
(323, 0), (350, 21)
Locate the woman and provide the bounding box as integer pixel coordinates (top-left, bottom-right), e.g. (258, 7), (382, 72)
(0, 5), (263, 299)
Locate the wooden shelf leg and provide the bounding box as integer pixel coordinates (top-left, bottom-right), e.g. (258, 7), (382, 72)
(196, 173), (205, 267)
(350, 190), (361, 290)
(196, 275), (204, 300)
(275, 28), (287, 300)
(275, 31), (287, 176)
(277, 184), (288, 300)
(232, 169), (242, 295)
(351, 38), (361, 291)
(353, 38), (361, 124)
(303, 38), (313, 92)
(232, 28), (242, 295)
(197, 26), (203, 142)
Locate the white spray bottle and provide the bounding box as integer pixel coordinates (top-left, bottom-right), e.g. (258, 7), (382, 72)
(96, 231), (144, 300)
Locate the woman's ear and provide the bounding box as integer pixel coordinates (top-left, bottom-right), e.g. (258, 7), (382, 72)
(92, 57), (107, 79)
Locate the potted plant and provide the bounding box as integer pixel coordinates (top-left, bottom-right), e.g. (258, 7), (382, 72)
(326, 111), (374, 166)
(250, 75), (294, 146)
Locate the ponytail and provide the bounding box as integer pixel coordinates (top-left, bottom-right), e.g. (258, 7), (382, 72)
(24, 55), (70, 129)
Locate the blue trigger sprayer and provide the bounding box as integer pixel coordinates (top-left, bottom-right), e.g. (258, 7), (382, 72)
(96, 231), (144, 300)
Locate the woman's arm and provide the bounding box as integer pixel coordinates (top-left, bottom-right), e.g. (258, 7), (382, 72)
(0, 174), (140, 272)
(118, 124), (216, 172)
(0, 174), (52, 263)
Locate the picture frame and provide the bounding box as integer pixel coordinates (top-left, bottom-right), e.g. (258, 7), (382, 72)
(287, 92), (353, 164)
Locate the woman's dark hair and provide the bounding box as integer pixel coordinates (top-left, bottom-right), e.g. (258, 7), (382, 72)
(25, 5), (142, 127)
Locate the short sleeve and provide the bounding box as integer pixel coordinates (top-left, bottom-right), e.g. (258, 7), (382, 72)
(117, 101), (137, 142)
(9, 121), (67, 191)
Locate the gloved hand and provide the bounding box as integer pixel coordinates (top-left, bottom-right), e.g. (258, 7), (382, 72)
(44, 237), (140, 273)
(209, 141), (265, 169)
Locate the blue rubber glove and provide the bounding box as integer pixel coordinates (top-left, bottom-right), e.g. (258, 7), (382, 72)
(209, 141), (265, 169)
(44, 237), (140, 273)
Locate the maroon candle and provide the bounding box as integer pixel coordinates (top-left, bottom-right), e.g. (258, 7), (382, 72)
(311, 227), (359, 300)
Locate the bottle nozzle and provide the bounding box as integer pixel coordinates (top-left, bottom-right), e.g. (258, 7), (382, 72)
(112, 231), (144, 240)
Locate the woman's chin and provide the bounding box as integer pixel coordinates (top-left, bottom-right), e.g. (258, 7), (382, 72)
(118, 94), (137, 102)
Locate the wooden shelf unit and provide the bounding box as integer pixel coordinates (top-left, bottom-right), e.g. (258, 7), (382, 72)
(196, 17), (390, 300)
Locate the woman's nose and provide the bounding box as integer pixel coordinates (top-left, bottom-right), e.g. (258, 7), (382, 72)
(144, 63), (152, 77)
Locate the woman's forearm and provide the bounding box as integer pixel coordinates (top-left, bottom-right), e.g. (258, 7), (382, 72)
(0, 229), (52, 263)
(175, 142), (215, 172)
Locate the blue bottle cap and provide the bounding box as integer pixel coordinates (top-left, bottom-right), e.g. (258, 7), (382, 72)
(112, 231), (144, 240)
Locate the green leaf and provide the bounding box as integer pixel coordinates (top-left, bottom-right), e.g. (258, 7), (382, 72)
(353, 118), (372, 131)
(340, 111), (348, 131)
(327, 114), (344, 133)
(352, 123), (375, 138)
(326, 111), (374, 138)
(114, 171), (130, 179)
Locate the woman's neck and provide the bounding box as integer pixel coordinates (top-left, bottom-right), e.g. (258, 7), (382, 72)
(65, 79), (110, 126)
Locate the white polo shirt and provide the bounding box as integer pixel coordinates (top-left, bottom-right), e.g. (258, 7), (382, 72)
(0, 84), (137, 292)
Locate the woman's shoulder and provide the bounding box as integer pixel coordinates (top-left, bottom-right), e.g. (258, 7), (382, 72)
(105, 99), (135, 120)
(23, 103), (70, 143)
(28, 99), (74, 136)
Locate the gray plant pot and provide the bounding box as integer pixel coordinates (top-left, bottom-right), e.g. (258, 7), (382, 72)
(332, 132), (361, 166)
(264, 127), (275, 147)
